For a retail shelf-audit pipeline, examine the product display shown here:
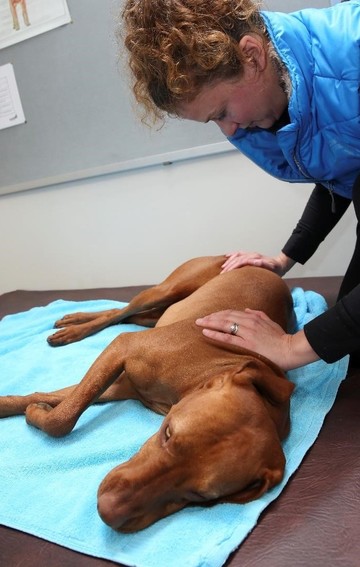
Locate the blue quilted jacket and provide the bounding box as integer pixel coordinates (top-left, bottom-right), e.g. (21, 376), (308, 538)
(228, 0), (360, 198)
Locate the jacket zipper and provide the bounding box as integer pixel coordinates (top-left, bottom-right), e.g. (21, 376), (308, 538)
(328, 185), (336, 213)
(293, 152), (336, 213)
(293, 151), (310, 179)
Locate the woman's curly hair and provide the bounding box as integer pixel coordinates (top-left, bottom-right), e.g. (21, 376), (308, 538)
(121, 0), (265, 122)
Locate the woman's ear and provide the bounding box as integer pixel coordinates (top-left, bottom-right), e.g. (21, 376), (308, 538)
(238, 34), (267, 74)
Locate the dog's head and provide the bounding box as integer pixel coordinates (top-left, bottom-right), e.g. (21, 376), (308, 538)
(97, 358), (294, 532)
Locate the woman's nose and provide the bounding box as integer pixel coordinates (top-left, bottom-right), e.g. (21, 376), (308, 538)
(215, 120), (239, 137)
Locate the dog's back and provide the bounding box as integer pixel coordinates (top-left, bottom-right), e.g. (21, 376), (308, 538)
(157, 265), (293, 331)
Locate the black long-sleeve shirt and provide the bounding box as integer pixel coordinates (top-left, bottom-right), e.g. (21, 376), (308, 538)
(281, 184), (360, 362)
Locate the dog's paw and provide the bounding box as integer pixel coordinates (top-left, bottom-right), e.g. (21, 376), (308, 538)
(54, 312), (100, 328)
(47, 327), (83, 347)
(25, 403), (75, 437)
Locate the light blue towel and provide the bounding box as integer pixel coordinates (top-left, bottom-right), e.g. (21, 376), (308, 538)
(0, 289), (348, 567)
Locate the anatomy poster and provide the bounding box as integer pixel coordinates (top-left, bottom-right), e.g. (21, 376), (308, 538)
(0, 0), (71, 50)
(0, 63), (25, 129)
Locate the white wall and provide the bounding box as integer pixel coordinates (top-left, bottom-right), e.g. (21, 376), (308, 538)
(0, 151), (355, 294)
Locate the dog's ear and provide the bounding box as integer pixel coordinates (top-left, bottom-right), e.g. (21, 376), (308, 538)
(234, 359), (294, 405)
(221, 464), (284, 504)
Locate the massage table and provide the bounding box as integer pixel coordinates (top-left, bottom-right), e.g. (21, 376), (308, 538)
(0, 275), (359, 567)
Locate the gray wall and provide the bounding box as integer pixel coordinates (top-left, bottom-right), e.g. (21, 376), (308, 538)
(0, 0), (330, 195)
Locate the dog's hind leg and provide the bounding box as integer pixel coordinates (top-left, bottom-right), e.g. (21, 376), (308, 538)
(48, 255), (225, 346)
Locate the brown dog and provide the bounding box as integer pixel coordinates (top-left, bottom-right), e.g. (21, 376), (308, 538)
(0, 256), (294, 532)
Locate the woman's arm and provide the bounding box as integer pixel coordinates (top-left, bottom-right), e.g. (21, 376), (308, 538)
(282, 183), (351, 264)
(304, 286), (360, 363)
(195, 309), (319, 371)
(196, 284), (360, 370)
(221, 184), (351, 275)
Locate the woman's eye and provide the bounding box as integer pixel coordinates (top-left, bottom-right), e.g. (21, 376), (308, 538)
(216, 110), (226, 121)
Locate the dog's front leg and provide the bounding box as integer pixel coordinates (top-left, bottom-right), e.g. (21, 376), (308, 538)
(0, 385), (76, 418)
(25, 335), (128, 437)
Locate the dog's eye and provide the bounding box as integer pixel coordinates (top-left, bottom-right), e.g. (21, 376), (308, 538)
(164, 425), (171, 441)
(186, 490), (208, 502)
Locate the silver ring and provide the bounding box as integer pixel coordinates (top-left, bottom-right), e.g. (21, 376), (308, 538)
(230, 322), (239, 336)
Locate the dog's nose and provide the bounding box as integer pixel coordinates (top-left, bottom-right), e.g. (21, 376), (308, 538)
(97, 492), (126, 529)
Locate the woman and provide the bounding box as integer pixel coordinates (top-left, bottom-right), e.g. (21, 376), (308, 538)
(122, 0), (360, 370)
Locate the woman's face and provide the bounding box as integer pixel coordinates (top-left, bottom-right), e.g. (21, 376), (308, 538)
(178, 36), (288, 137)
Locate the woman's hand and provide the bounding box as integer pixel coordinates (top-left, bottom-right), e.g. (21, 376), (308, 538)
(196, 309), (319, 371)
(221, 251), (295, 276)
